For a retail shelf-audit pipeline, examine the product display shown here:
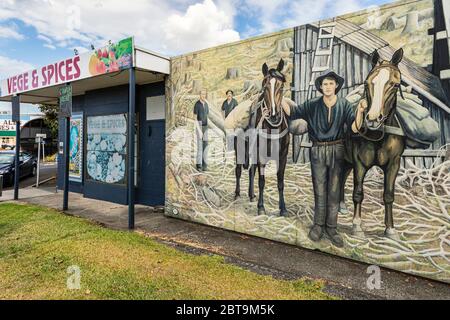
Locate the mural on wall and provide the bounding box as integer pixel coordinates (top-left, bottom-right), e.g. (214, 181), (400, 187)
(86, 114), (127, 184)
(165, 0), (450, 283)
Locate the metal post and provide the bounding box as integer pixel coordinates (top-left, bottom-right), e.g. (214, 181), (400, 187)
(63, 117), (70, 210)
(128, 68), (136, 230)
(14, 119), (20, 200)
(42, 140), (45, 164)
(36, 137), (41, 188)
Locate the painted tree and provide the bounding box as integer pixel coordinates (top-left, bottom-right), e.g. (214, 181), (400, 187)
(402, 11), (420, 34)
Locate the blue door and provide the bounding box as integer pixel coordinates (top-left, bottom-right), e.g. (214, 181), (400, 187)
(136, 83), (165, 206)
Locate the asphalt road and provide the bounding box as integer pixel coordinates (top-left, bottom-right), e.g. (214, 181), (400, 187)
(4, 162), (57, 190)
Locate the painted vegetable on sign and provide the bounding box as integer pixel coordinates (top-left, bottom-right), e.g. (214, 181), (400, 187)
(88, 37), (133, 76)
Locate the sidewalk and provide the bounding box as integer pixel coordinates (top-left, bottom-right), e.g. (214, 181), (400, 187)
(4, 191), (450, 300)
(0, 186), (56, 201)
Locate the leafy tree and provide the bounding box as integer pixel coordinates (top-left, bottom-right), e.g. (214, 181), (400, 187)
(38, 104), (59, 137)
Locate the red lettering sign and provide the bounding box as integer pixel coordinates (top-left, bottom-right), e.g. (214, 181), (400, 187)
(73, 56), (81, 79)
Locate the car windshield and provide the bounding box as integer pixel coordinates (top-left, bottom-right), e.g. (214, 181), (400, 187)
(0, 154), (14, 164)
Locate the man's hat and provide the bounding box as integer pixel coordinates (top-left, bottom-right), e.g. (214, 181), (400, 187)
(314, 69), (345, 94)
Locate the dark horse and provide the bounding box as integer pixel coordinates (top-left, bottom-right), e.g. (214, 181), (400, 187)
(340, 48), (406, 240)
(234, 59), (290, 216)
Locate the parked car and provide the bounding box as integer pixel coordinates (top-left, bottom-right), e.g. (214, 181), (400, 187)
(0, 151), (37, 187)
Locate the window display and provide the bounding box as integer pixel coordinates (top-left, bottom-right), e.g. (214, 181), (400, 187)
(69, 113), (83, 181)
(86, 114), (127, 184)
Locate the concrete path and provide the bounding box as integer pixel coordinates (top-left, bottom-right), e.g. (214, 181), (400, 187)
(3, 192), (450, 300)
(0, 186), (56, 201)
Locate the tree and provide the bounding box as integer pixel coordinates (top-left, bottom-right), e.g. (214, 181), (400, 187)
(402, 11), (419, 34)
(38, 104), (59, 138)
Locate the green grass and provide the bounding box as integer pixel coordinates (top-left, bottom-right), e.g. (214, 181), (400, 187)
(0, 203), (336, 300)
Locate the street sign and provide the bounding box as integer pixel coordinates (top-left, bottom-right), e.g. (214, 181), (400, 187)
(12, 95), (20, 122)
(36, 133), (47, 138)
(59, 84), (72, 118)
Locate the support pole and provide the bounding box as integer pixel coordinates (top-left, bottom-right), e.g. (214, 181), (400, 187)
(42, 140), (45, 164)
(14, 119), (20, 200)
(63, 117), (70, 210)
(36, 137), (41, 188)
(128, 68), (136, 230)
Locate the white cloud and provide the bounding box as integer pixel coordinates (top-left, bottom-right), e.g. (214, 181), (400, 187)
(0, 55), (34, 79)
(43, 43), (56, 50)
(0, 0), (243, 56)
(0, 0), (379, 60)
(240, 0), (365, 35)
(37, 34), (52, 43)
(164, 0), (240, 53)
(0, 24), (24, 40)
(73, 46), (89, 54)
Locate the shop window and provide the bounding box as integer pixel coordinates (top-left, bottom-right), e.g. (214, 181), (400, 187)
(69, 113), (83, 182)
(86, 114), (127, 184)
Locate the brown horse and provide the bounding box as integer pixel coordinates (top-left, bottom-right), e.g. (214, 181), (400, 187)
(247, 59), (290, 216)
(340, 48), (406, 240)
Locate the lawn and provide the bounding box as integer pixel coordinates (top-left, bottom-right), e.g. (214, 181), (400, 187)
(0, 203), (336, 300)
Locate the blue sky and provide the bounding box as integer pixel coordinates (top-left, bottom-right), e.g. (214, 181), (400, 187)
(0, 0), (394, 113)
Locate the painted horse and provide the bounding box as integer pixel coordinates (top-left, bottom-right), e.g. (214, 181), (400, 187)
(340, 48), (406, 240)
(235, 59), (290, 216)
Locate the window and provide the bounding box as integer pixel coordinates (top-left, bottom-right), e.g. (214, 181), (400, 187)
(86, 114), (127, 184)
(69, 113), (83, 182)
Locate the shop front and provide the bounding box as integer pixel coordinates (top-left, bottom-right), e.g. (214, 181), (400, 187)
(0, 37), (169, 216)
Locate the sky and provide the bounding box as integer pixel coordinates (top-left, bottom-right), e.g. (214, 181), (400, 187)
(0, 0), (394, 113)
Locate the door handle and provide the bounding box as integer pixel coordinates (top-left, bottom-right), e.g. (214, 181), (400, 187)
(148, 125), (152, 137)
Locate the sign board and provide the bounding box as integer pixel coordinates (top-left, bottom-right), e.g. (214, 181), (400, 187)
(0, 37), (134, 97)
(35, 133), (47, 143)
(11, 95), (20, 122)
(59, 84), (72, 118)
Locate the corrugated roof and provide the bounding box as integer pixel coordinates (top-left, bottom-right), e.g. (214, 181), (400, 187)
(309, 18), (449, 112)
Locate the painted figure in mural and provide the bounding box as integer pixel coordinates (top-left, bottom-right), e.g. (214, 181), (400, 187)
(220, 89), (254, 201)
(222, 89), (238, 119)
(248, 59), (290, 216)
(340, 48), (406, 240)
(193, 89), (209, 171)
(283, 70), (367, 247)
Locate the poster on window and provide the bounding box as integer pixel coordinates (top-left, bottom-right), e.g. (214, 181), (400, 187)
(86, 114), (127, 184)
(69, 113), (83, 181)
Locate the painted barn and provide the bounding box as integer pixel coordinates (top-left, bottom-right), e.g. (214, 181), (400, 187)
(291, 9), (450, 168)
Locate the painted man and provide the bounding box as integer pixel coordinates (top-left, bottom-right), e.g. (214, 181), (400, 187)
(283, 70), (367, 247)
(193, 89), (209, 171)
(222, 89), (239, 152)
(221, 89), (238, 119)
